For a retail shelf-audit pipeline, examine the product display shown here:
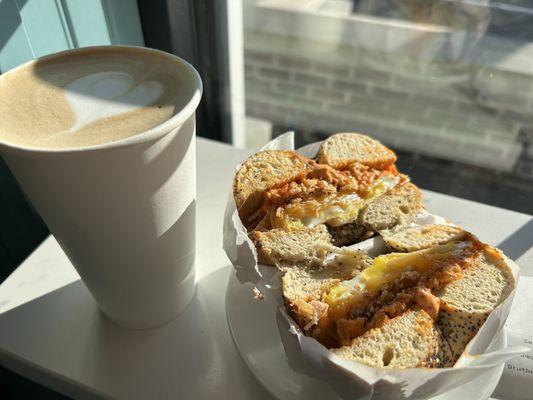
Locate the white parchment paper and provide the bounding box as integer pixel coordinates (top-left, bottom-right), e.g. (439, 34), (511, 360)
(493, 276), (533, 400)
(222, 132), (530, 400)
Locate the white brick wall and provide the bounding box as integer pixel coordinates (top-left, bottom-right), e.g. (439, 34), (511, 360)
(242, 4), (533, 174)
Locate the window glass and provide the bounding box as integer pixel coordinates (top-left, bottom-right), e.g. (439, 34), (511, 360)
(242, 0), (533, 214)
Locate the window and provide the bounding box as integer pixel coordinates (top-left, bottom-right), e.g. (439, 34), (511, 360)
(241, 0), (533, 214)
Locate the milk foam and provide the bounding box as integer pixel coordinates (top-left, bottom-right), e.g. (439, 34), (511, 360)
(65, 71), (164, 132)
(0, 47), (185, 149)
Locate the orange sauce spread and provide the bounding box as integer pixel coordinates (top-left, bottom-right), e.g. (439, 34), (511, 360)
(308, 235), (494, 348)
(340, 163), (398, 194)
(258, 160), (400, 230)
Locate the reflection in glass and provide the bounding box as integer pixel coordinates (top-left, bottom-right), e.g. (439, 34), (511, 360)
(242, 0), (533, 214)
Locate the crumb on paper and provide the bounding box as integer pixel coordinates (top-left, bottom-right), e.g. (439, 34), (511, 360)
(252, 287), (264, 300)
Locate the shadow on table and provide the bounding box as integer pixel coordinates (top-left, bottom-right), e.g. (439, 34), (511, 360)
(0, 266), (273, 400)
(497, 218), (533, 261)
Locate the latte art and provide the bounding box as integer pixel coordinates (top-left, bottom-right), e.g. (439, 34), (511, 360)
(65, 71), (165, 132)
(0, 47), (187, 149)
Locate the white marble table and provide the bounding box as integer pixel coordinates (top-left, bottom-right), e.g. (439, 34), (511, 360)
(0, 138), (532, 400)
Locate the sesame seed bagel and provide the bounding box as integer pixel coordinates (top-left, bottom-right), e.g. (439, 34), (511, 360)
(332, 310), (442, 368)
(436, 249), (515, 362)
(250, 225), (333, 270)
(233, 150), (314, 228)
(381, 224), (466, 252)
(318, 132), (397, 169)
(230, 132), (516, 371)
(358, 182), (424, 232)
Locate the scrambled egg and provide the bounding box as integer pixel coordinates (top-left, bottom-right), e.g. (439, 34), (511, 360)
(271, 193), (363, 231)
(271, 175), (399, 231)
(323, 241), (472, 315)
(361, 175), (397, 199)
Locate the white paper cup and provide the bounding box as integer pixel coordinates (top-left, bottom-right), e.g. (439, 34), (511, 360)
(0, 46), (202, 329)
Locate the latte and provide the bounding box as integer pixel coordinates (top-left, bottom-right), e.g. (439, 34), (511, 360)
(0, 47), (188, 149)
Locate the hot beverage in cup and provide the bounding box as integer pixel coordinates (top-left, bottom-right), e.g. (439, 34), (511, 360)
(0, 47), (191, 149)
(0, 46), (202, 328)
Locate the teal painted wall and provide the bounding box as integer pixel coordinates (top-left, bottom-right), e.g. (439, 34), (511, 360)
(0, 0), (144, 73)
